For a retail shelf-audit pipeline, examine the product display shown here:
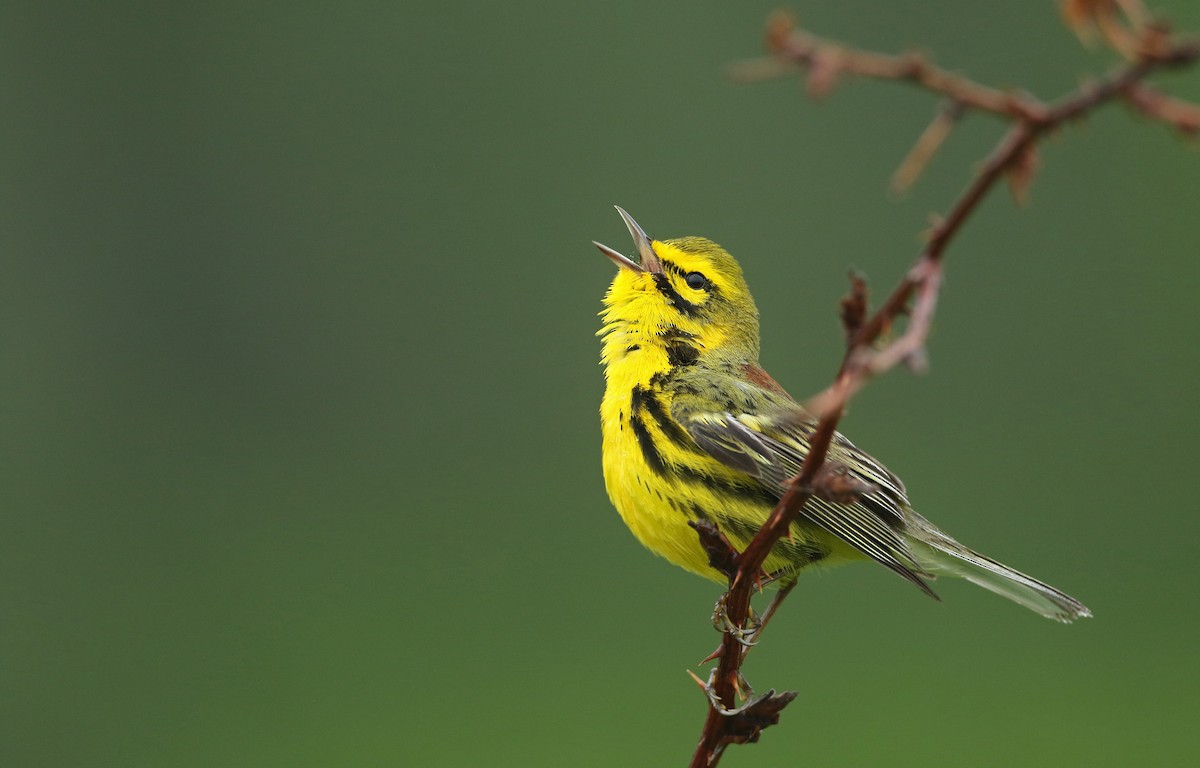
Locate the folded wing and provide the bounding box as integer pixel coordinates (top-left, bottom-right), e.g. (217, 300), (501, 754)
(682, 408), (937, 598)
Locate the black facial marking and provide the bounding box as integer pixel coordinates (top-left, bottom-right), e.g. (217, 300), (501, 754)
(652, 273), (700, 317)
(666, 342), (699, 367)
(659, 326), (697, 342)
(659, 259), (687, 278)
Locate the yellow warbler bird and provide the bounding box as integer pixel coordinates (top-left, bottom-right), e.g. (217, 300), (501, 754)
(595, 207), (1090, 622)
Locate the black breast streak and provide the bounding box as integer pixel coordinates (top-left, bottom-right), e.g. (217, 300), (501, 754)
(629, 404), (665, 476)
(632, 385), (696, 453)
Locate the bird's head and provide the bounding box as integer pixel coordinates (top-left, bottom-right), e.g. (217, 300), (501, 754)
(595, 207), (761, 365)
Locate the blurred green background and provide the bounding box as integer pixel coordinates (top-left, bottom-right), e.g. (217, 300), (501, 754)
(4, 1), (1199, 765)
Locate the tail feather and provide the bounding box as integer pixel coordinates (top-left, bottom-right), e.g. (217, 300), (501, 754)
(908, 523), (1092, 623)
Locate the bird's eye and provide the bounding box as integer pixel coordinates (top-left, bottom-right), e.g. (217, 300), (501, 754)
(685, 272), (710, 291)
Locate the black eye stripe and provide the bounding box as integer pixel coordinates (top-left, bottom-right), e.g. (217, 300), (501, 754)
(658, 258), (714, 292)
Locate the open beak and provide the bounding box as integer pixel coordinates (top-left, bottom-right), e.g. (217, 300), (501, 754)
(593, 205), (662, 274)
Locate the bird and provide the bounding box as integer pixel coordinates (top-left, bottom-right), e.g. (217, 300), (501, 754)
(594, 206), (1091, 622)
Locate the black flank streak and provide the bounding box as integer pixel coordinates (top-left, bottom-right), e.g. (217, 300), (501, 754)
(628, 386), (666, 476)
(630, 415), (665, 476)
(718, 515), (761, 545)
(675, 464), (779, 507)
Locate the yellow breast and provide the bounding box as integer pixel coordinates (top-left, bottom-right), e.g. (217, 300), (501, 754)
(601, 356), (723, 578)
(600, 344), (822, 580)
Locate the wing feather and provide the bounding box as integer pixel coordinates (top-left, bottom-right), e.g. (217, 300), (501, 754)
(677, 403), (936, 596)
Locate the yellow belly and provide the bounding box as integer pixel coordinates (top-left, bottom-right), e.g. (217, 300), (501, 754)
(602, 423), (720, 577)
(601, 384), (853, 581)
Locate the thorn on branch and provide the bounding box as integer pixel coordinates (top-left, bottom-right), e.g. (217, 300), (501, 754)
(698, 645), (724, 665)
(839, 270), (869, 345)
(689, 520), (741, 581)
(1006, 143), (1042, 206)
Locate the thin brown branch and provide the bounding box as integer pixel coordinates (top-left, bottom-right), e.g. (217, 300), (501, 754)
(891, 100), (966, 194)
(1124, 82), (1200, 134)
(738, 10), (1049, 121)
(690, 12), (1198, 768)
(829, 120), (1037, 387)
(735, 11), (1199, 195)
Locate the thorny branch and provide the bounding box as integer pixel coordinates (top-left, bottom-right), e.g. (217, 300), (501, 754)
(689, 5), (1198, 766)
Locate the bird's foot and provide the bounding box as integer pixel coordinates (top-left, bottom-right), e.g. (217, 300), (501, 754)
(710, 593), (761, 647)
